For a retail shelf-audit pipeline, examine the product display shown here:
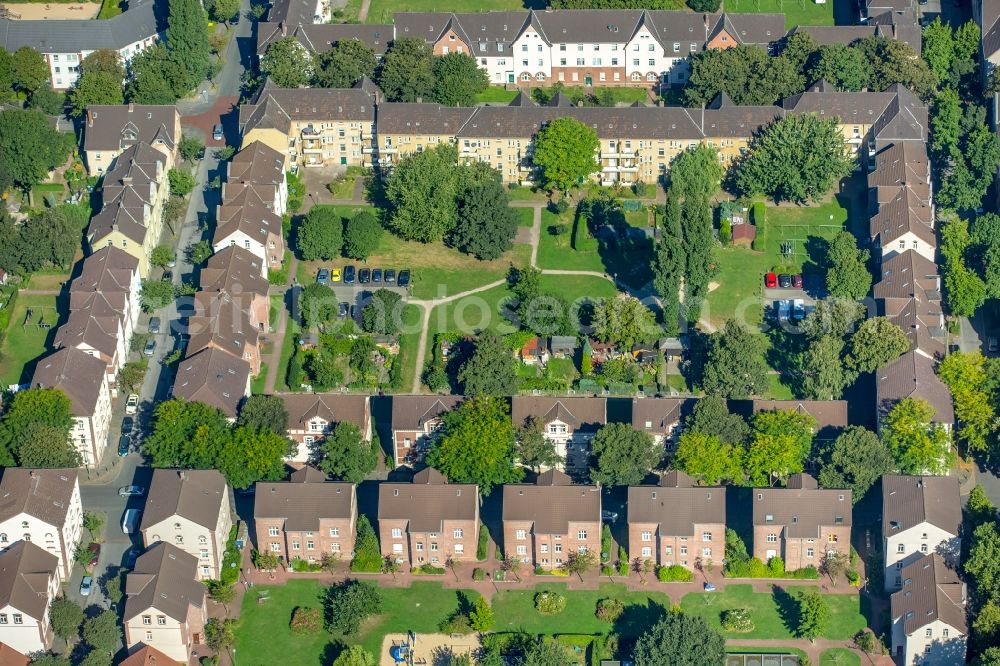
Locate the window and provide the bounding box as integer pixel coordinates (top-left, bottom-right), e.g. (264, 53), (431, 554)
(453, 528), (464, 538)
(430, 542), (438, 551)
(307, 541), (315, 550)
(577, 530), (587, 540)
(157, 616), (166, 625)
(673, 42), (680, 52)
(392, 543), (403, 553)
(20, 521), (27, 530)
(920, 543), (928, 553)
(0, 534), (6, 543)
(268, 527), (279, 537)
(331, 543), (341, 552)
(174, 536), (183, 544)
(806, 548), (815, 558)
(925, 628), (933, 638)
(516, 545), (527, 555)
(516, 530), (526, 540)
(330, 527), (339, 537)
(0, 614), (6, 624)
(897, 544), (905, 553)
(641, 547), (651, 557)
(943, 628), (950, 638)
(142, 615), (152, 625)
(665, 546), (673, 555)
(198, 536), (207, 545)
(641, 531), (652, 542)
(766, 534), (777, 543)
(540, 544), (549, 553)
(827, 534), (838, 544)
(291, 541), (300, 550)
(702, 532), (712, 541)
(146, 631), (153, 641)
(270, 543), (280, 552)
(201, 549), (209, 560)
(455, 544), (464, 554)
(680, 546), (688, 555)
(415, 542), (424, 552)
(391, 528), (402, 538)
(648, 59), (655, 66)
(201, 566), (210, 576)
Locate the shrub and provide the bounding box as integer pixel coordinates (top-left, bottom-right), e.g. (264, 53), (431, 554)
(472, 567), (486, 582)
(596, 598), (625, 623)
(601, 524), (612, 563)
(220, 526), (240, 585)
(656, 565), (694, 582)
(350, 515), (382, 573)
(721, 608), (755, 633)
(413, 564), (446, 575)
(548, 199), (569, 214)
(854, 629), (880, 654)
(477, 525), (490, 561)
(534, 591), (567, 615)
(601, 565), (614, 576)
(289, 607), (322, 635)
(767, 556), (785, 577)
(440, 612), (472, 635)
(847, 569), (861, 586)
(720, 217), (732, 245)
(751, 201), (766, 251)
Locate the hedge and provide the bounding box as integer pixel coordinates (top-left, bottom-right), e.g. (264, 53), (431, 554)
(750, 201), (766, 251)
(656, 564), (694, 582)
(477, 524), (490, 560)
(350, 515), (383, 572)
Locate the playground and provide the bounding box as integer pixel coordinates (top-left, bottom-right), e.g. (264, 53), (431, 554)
(380, 633), (480, 666)
(0, 3), (101, 19)
(0, 293), (59, 388)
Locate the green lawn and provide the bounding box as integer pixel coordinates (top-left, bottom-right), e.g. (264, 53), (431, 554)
(726, 0), (834, 28)
(396, 303), (425, 391)
(326, 167), (365, 199)
(251, 363), (268, 394)
(364, 0), (528, 22)
(516, 207), (535, 228)
(0, 293), (61, 386)
(820, 648), (861, 666)
(507, 186), (550, 202)
(475, 87), (520, 105)
(275, 315), (301, 392)
(680, 584), (867, 641)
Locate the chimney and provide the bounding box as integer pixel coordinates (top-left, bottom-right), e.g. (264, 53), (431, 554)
(280, 21), (287, 36)
(88, 111), (94, 128)
(178, 470), (187, 481)
(416, 96), (422, 103)
(128, 102), (134, 113)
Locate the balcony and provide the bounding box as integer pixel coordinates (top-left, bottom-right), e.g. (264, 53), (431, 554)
(362, 145), (376, 154)
(381, 145), (399, 154)
(302, 141), (322, 153)
(603, 148), (636, 158)
(301, 125), (321, 137)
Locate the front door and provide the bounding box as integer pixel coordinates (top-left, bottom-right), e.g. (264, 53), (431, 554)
(340, 156), (347, 165)
(585, 76), (593, 86)
(508, 73), (515, 83)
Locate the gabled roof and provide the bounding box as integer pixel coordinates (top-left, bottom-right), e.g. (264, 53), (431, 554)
(882, 474), (961, 539)
(279, 393), (370, 433)
(390, 395), (463, 431)
(0, 0), (165, 54)
(289, 465), (328, 483)
(707, 12), (783, 45)
(88, 196), (151, 247)
(503, 473), (600, 534)
(83, 104), (178, 153)
(874, 250), (940, 301)
(227, 141), (286, 186)
(880, 296), (946, 360)
(752, 474), (852, 538)
(378, 469), (477, 532)
(627, 480), (725, 536)
(891, 554), (967, 636)
(254, 480), (354, 531)
(0, 643), (28, 666)
(188, 292), (259, 361)
(240, 86), (373, 134)
(70, 246), (139, 297)
(214, 187), (283, 246)
(511, 396), (606, 431)
(118, 644), (182, 666)
(140, 469), (228, 532)
(201, 246), (269, 298)
(124, 542), (204, 623)
(376, 103), (476, 135)
(749, 400), (849, 432)
(869, 187), (935, 246)
(0, 468), (78, 528)
(631, 397), (684, 434)
(257, 22), (391, 56)
(171, 349), (250, 418)
(30, 347), (108, 416)
(876, 351), (954, 423)
(0, 541), (57, 620)
(53, 310), (122, 360)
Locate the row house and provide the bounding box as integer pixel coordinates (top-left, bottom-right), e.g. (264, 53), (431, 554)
(140, 469), (233, 580)
(0, 0), (165, 90)
(123, 543), (208, 663)
(171, 348), (252, 421)
(743, 399), (849, 442)
(83, 103), (180, 176)
(882, 475), (962, 592)
(626, 471), (725, 569)
(375, 102), (477, 170)
(890, 554), (967, 665)
(875, 250), (946, 361)
(390, 395), (463, 467)
(0, 644), (28, 666)
(30, 348), (114, 468)
(212, 185), (286, 276)
(253, 468), (356, 564)
(87, 141), (171, 277)
(876, 350), (955, 432)
(0, 469), (82, 583)
(238, 82), (376, 170)
(752, 473), (852, 571)
(225, 141), (290, 217)
(790, 13), (921, 53)
(266, 0), (335, 26)
(279, 393), (371, 462)
(378, 468), (479, 566)
(188, 292), (262, 377)
(630, 397), (685, 447)
(257, 22), (391, 61)
(201, 246), (272, 329)
(976, 0), (1000, 85)
(511, 396), (607, 470)
(0, 542), (59, 656)
(501, 470), (601, 568)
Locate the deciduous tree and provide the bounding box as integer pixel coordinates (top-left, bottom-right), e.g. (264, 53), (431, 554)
(343, 210), (383, 260)
(315, 40), (378, 88)
(937, 351), (996, 452)
(432, 52), (488, 106)
(592, 296), (657, 350)
(385, 143), (460, 242)
(69, 72), (123, 117)
(516, 415), (563, 472)
(299, 282), (339, 329)
(142, 399), (231, 469)
(0, 109), (74, 190)
(531, 116), (599, 193)
(217, 427), (290, 490)
(744, 409), (815, 486)
(457, 332), (518, 397)
(633, 614), (725, 666)
(317, 422), (378, 483)
(589, 423), (659, 487)
(49, 597), (84, 643)
(684, 394), (750, 447)
(817, 426), (893, 501)
(800, 335), (856, 400)
(807, 43), (868, 92)
(702, 319), (769, 398)
(261, 36), (314, 88)
(846, 317), (910, 374)
(324, 580), (383, 633)
(164, 0), (211, 94)
(797, 590), (830, 641)
(674, 431), (743, 485)
(362, 288), (404, 335)
(882, 398), (954, 475)
(298, 205), (343, 260)
(12, 47), (48, 94)
(825, 231), (871, 300)
(82, 610), (120, 655)
(376, 37), (435, 103)
(452, 165), (518, 260)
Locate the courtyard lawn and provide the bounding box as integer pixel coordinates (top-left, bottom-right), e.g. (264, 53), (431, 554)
(250, 363), (269, 394)
(364, 0), (530, 22)
(726, 0), (834, 28)
(396, 303), (425, 391)
(680, 584), (867, 641)
(516, 207), (535, 228)
(0, 293), (61, 387)
(475, 87), (520, 105)
(820, 648), (861, 666)
(507, 186), (550, 202)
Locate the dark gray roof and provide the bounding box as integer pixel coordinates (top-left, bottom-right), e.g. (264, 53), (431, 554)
(140, 469), (228, 532)
(83, 104), (178, 153)
(70, 246), (139, 297)
(627, 482), (724, 536)
(188, 292), (259, 362)
(0, 541), (57, 621)
(240, 84), (374, 134)
(511, 396), (607, 431)
(124, 542), (204, 623)
(172, 348), (250, 418)
(0, 0), (165, 53)
(376, 103), (476, 135)
(254, 480), (354, 531)
(30, 347), (108, 416)
(631, 397), (684, 434)
(882, 475), (961, 539)
(984, 0), (1000, 58)
(257, 22), (392, 56)
(0, 468), (78, 528)
(891, 554), (967, 635)
(458, 105), (703, 140)
(378, 470), (477, 532)
(874, 250), (940, 301)
(752, 474), (852, 538)
(876, 351), (954, 423)
(390, 395), (463, 431)
(266, 0), (318, 26)
(502, 472), (600, 534)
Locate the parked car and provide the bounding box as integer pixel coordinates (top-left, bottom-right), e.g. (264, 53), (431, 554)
(791, 274), (803, 289)
(344, 265), (356, 284)
(397, 269), (411, 287)
(372, 268), (382, 283)
(384, 269), (396, 283)
(776, 300), (791, 322)
(359, 268), (371, 284)
(778, 274), (792, 288)
(121, 509), (141, 534)
(121, 417), (134, 436)
(80, 576), (93, 597)
(316, 268), (330, 285)
(791, 298), (806, 322)
(118, 485), (145, 497)
(142, 338), (156, 356)
(118, 435), (130, 457)
(764, 272), (777, 289)
(338, 302), (349, 318)
(86, 543), (100, 568)
(149, 316), (161, 334)
(125, 394), (139, 415)
(213, 124), (224, 141)
(703, 582), (717, 592)
(162, 270), (172, 282)
(331, 268), (342, 283)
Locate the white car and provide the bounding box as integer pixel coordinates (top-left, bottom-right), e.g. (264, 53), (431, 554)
(118, 486), (145, 497)
(125, 394), (139, 415)
(79, 576), (93, 597)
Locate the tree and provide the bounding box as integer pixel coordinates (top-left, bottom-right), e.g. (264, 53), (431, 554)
(974, 648), (1000, 666)
(731, 114), (855, 203)
(523, 640), (572, 666)
(469, 596), (495, 632)
(685, 45), (804, 107)
(744, 409), (815, 486)
(800, 299), (865, 340)
(261, 36), (314, 88)
(457, 332), (517, 397)
(532, 116), (599, 193)
(654, 192), (684, 336)
(125, 45), (180, 104)
(299, 282), (339, 329)
(333, 646), (377, 666)
(204, 618), (237, 653)
(342, 210), (383, 260)
(28, 87), (66, 116)
(78, 653), (112, 666)
(565, 549), (598, 580)
(385, 143), (460, 242)
(432, 52), (488, 106)
(797, 590), (831, 641)
(0, 388), (75, 468)
(825, 231), (871, 300)
(150, 245), (176, 268)
(178, 134), (205, 163)
(376, 37), (435, 102)
(237, 395), (289, 435)
(941, 217), (987, 317)
(209, 0), (240, 23)
(49, 597), (84, 643)
(674, 431), (743, 485)
(701, 319), (769, 398)
(821, 551), (850, 584)
(298, 205), (343, 260)
(325, 580), (383, 634)
(589, 423), (659, 487)
(315, 39), (378, 88)
(139, 279), (176, 312)
(856, 35), (936, 100)
(0, 109), (74, 190)
(452, 166), (518, 260)
(938, 351), (996, 452)
(683, 395), (749, 447)
(592, 296), (658, 350)
(316, 422), (377, 483)
(83, 512), (103, 541)
(807, 43), (868, 92)
(817, 426), (893, 502)
(967, 521), (1000, 600)
(168, 168), (195, 196)
(12, 47), (48, 94)
(882, 398), (954, 475)
(31, 656), (72, 666)
(217, 427), (289, 490)
(633, 613), (726, 666)
(800, 335), (856, 400)
(362, 289), (404, 335)
(164, 0), (211, 95)
(17, 423), (81, 468)
(516, 415), (562, 471)
(846, 317), (910, 375)
(142, 399), (231, 468)
(11, 206), (81, 272)
(82, 610), (120, 654)
(69, 72), (123, 117)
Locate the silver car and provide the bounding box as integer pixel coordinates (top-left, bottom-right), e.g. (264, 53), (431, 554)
(79, 576), (93, 596)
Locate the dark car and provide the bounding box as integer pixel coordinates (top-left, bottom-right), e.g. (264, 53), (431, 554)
(213, 124), (224, 141)
(316, 268), (330, 285)
(344, 265), (356, 284)
(87, 543), (100, 568)
(384, 269), (396, 283)
(778, 274), (792, 289)
(338, 302), (349, 318)
(397, 269), (411, 287)
(118, 435), (130, 457)
(121, 417), (134, 436)
(162, 270), (172, 282)
(372, 268), (382, 283)
(359, 268), (371, 284)
(791, 274), (803, 289)
(123, 547), (140, 569)
(349, 305), (357, 320)
(149, 316), (161, 334)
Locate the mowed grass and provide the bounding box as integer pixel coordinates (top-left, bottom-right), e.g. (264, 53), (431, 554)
(680, 584), (867, 640)
(396, 303), (425, 391)
(726, 0), (834, 28)
(537, 209), (604, 273)
(820, 648), (861, 666)
(0, 293), (61, 387)
(364, 0), (529, 22)
(516, 206), (535, 228)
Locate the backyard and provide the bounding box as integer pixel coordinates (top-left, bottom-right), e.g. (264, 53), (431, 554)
(725, 0), (835, 28)
(363, 0), (537, 23)
(0, 293), (62, 387)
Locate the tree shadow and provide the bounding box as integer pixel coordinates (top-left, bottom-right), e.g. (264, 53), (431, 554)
(612, 599), (667, 641)
(802, 235), (830, 283)
(771, 585), (800, 636)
